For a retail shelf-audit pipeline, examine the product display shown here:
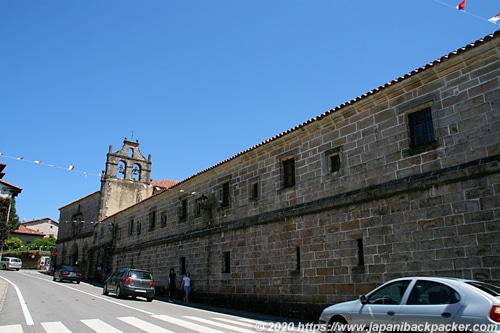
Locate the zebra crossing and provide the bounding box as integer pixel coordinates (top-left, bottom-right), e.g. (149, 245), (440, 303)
(0, 314), (308, 333)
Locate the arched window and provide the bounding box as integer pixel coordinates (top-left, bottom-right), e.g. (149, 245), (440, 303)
(117, 161), (126, 179)
(131, 164), (141, 181)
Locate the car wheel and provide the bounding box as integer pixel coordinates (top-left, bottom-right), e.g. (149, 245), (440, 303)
(328, 316), (349, 333)
(146, 297), (153, 302)
(2, 265), (6, 270)
(53, 276), (56, 281)
(103, 284), (109, 295)
(15, 268), (19, 271)
(76, 281), (80, 284)
(116, 286), (122, 299)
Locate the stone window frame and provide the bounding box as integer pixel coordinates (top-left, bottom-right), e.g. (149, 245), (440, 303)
(216, 175), (232, 209)
(128, 217), (134, 236)
(222, 251), (231, 274)
(180, 256), (186, 275)
(136, 220), (142, 235)
(148, 208), (156, 231)
(398, 94), (440, 156)
(160, 211), (167, 228)
(277, 149), (298, 191)
(178, 197), (188, 222)
(323, 146), (344, 180)
(248, 176), (260, 201)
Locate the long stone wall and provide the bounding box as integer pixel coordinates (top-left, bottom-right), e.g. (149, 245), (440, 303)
(57, 31), (500, 321)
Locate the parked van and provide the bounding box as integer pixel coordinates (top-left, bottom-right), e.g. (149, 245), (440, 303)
(0, 257), (22, 271)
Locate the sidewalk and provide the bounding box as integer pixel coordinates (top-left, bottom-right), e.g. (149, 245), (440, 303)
(153, 291), (305, 324)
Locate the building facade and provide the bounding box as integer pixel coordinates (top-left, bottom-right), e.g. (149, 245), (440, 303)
(12, 224), (45, 245)
(56, 138), (172, 281)
(55, 31), (500, 320)
(22, 218), (59, 239)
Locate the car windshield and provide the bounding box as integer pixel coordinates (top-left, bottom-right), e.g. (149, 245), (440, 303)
(129, 271), (152, 279)
(466, 281), (500, 297)
(62, 266), (79, 272)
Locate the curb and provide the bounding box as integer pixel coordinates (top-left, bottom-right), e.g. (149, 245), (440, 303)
(0, 279), (7, 315)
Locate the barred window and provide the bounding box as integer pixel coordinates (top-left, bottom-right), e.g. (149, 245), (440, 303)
(409, 108), (435, 148)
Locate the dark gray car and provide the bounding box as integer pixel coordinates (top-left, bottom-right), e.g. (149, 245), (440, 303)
(103, 268), (155, 302)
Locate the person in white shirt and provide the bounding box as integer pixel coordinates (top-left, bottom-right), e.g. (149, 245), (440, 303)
(181, 271), (191, 303)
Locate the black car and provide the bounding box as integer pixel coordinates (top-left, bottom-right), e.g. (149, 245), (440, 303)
(103, 268), (155, 302)
(52, 265), (83, 283)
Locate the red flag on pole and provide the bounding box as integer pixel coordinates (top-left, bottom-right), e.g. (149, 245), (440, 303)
(456, 0), (466, 10)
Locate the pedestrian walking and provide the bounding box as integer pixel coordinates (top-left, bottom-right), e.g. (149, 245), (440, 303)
(181, 271), (191, 303)
(165, 268), (177, 302)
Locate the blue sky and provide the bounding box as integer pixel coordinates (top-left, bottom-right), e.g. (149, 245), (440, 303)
(1, 0), (499, 222)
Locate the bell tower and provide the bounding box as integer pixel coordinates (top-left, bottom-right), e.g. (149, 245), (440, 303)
(98, 137), (153, 220)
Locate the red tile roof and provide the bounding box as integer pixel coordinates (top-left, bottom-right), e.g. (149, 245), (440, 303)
(13, 224), (45, 236)
(151, 179), (178, 189)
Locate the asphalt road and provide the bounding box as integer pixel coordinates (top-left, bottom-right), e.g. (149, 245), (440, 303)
(0, 269), (309, 333)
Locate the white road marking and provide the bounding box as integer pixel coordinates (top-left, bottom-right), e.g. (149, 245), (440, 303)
(0, 324), (23, 333)
(41, 321), (72, 332)
(82, 318), (125, 333)
(153, 314), (225, 333)
(0, 276), (34, 325)
(185, 315), (258, 333)
(118, 316), (176, 333)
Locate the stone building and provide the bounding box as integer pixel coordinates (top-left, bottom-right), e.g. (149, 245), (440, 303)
(55, 30), (500, 320)
(56, 138), (175, 281)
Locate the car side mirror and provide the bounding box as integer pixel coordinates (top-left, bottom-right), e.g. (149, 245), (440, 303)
(359, 295), (368, 304)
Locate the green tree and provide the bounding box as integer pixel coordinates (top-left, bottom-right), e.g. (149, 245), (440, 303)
(28, 237), (57, 251)
(0, 197), (20, 243)
(4, 237), (23, 251)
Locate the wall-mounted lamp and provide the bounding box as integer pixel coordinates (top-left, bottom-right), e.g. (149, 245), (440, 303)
(198, 194), (208, 209)
(107, 222), (116, 232)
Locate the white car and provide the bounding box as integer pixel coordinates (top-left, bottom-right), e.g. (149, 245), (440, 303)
(0, 257), (22, 271)
(318, 277), (500, 333)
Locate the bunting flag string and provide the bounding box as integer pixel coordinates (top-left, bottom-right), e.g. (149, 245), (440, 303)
(0, 152), (103, 178)
(489, 13), (500, 24)
(435, 0), (500, 25)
